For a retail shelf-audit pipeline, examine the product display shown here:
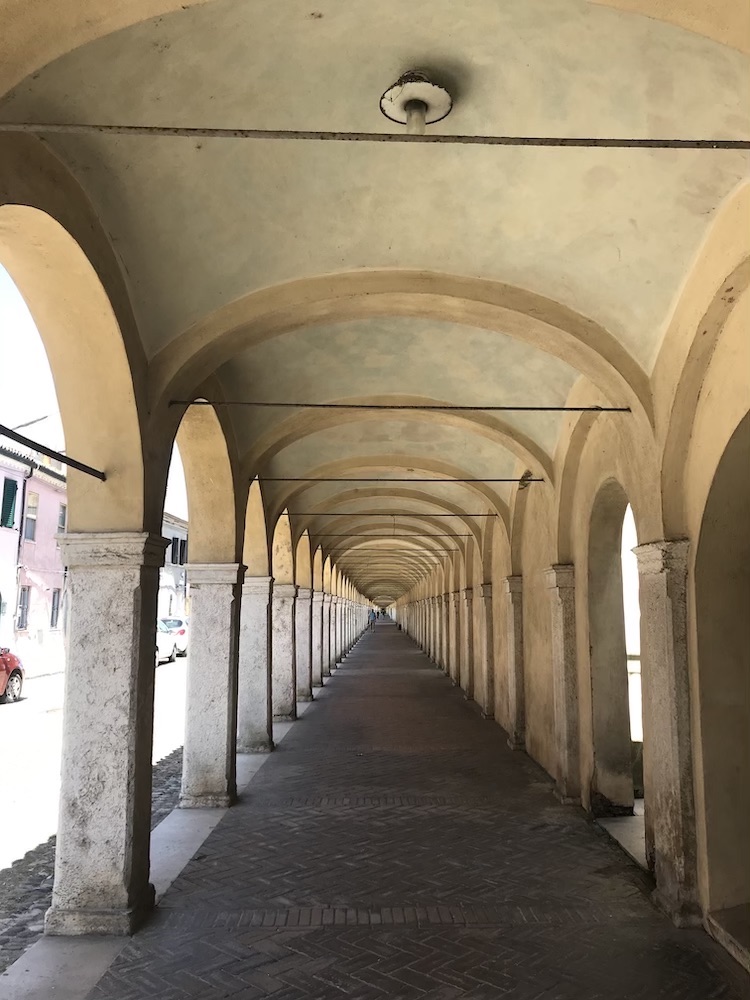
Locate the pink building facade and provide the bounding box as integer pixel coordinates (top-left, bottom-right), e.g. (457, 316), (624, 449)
(0, 446), (67, 676)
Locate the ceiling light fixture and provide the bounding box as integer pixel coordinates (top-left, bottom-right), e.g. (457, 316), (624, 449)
(379, 71), (452, 135)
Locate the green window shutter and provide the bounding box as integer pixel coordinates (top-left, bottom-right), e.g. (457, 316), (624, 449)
(1, 478), (17, 528)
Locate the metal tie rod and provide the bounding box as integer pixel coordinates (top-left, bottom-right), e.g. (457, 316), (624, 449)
(292, 512), (497, 516)
(174, 400), (629, 412)
(0, 423), (106, 481)
(2, 122), (747, 150)
(258, 476), (544, 486)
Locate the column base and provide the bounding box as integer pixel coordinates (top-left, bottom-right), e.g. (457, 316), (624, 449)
(554, 787), (581, 806)
(237, 739), (274, 753)
(652, 888), (702, 928)
(312, 681), (323, 688)
(296, 694), (314, 702)
(45, 885), (155, 936)
(273, 712), (297, 722)
(507, 732), (525, 751)
(179, 791), (235, 808)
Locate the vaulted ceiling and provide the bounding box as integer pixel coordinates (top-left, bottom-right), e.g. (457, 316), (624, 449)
(1, 0), (747, 602)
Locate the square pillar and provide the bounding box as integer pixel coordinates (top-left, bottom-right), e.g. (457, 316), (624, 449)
(181, 562), (242, 808)
(311, 592), (324, 686)
(272, 583), (297, 720)
(45, 532), (166, 937)
(295, 587), (313, 701)
(322, 594), (332, 676)
(545, 565), (581, 803)
(478, 583), (495, 718)
(505, 576), (525, 750)
(237, 575), (273, 752)
(635, 540), (700, 925)
(461, 588), (474, 699)
(448, 592), (461, 684)
(438, 595), (448, 671)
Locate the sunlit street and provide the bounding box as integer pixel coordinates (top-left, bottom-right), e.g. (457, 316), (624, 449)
(1, 658), (187, 871)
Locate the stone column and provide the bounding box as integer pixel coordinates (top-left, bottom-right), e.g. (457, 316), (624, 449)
(237, 575), (273, 752)
(330, 596), (339, 667)
(322, 593), (332, 677)
(635, 540), (699, 924)
(295, 587), (313, 701)
(311, 591), (324, 687)
(450, 592), (461, 683)
(438, 595), (448, 672)
(336, 597), (345, 661)
(478, 583), (495, 718)
(272, 583), (297, 720)
(461, 588), (474, 699)
(181, 562), (242, 808)
(505, 576), (525, 750)
(545, 565), (580, 803)
(45, 532), (166, 937)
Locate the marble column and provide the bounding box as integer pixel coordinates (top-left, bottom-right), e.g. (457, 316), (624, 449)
(438, 595), (449, 672)
(180, 562), (242, 808)
(295, 587), (313, 701)
(545, 565), (580, 803)
(330, 596), (339, 667)
(635, 540), (699, 924)
(272, 583), (297, 720)
(478, 583), (495, 718)
(311, 591), (324, 687)
(237, 575), (273, 752)
(505, 576), (526, 750)
(45, 532), (166, 937)
(461, 588), (474, 699)
(322, 593), (332, 677)
(449, 592), (461, 684)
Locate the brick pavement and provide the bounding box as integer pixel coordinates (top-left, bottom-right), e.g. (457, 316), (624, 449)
(88, 623), (749, 999)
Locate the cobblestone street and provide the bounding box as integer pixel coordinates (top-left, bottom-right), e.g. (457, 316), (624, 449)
(0, 748), (184, 975)
(86, 624), (748, 999)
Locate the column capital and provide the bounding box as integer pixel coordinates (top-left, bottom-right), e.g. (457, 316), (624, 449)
(545, 564), (575, 590)
(59, 531), (168, 569)
(273, 583), (297, 599)
(242, 575), (272, 597)
(312, 591), (325, 604)
(323, 592), (332, 603)
(634, 539), (689, 575)
(462, 588), (473, 602)
(187, 562), (243, 586)
(480, 582), (492, 599)
(296, 587), (312, 600)
(504, 575), (523, 596)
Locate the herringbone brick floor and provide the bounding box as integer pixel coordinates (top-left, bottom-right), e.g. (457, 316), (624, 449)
(88, 624), (749, 999)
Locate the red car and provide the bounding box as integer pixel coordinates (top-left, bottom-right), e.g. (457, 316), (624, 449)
(0, 647), (24, 703)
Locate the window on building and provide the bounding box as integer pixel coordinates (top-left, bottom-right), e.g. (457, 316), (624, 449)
(17, 586), (30, 630)
(24, 491), (39, 541)
(170, 536), (180, 564)
(1, 478), (17, 528)
(58, 503), (67, 532)
(179, 538), (188, 565)
(50, 588), (62, 629)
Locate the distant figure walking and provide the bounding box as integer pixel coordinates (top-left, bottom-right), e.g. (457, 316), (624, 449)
(368, 608), (377, 631)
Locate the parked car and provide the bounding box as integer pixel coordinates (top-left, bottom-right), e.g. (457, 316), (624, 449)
(0, 647), (24, 703)
(160, 616), (189, 656)
(155, 620), (177, 664)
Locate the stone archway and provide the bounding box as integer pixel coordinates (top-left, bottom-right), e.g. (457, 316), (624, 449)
(695, 411), (750, 967)
(587, 479), (639, 817)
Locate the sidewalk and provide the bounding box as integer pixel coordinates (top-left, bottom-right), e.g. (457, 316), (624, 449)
(4, 624), (748, 999)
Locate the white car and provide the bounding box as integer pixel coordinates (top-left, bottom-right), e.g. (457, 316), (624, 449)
(160, 616), (189, 656)
(156, 620), (177, 664)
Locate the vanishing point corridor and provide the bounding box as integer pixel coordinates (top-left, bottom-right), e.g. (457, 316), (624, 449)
(87, 622), (746, 1000)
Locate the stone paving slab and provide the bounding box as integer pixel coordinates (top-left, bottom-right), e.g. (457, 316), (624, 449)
(88, 624), (749, 999)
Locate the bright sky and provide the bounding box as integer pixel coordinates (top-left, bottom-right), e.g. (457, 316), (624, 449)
(0, 264), (188, 519)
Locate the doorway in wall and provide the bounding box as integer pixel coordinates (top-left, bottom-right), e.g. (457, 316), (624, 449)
(696, 412), (750, 970)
